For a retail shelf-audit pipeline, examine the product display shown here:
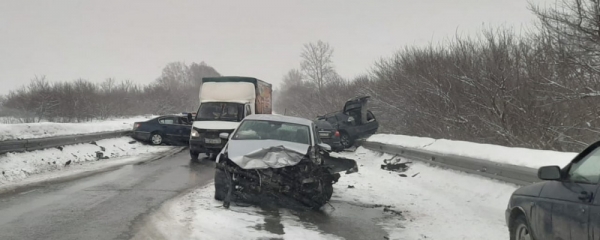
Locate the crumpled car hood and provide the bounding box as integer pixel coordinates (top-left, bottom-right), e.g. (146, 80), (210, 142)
(227, 140), (310, 169)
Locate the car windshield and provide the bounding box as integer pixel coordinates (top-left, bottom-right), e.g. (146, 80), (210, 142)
(232, 120), (311, 145)
(195, 102), (243, 122)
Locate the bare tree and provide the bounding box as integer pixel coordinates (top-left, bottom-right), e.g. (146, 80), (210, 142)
(530, 0), (600, 96)
(275, 25), (600, 152)
(300, 41), (336, 91)
(281, 69), (303, 90)
(1, 61), (221, 123)
(189, 61), (220, 87)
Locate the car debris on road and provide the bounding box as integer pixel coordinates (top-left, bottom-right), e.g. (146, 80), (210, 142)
(381, 155), (411, 172)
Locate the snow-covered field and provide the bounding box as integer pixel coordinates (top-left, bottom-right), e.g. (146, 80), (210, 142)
(138, 147), (516, 240)
(368, 134), (578, 168)
(0, 136), (175, 186)
(0, 115), (157, 141)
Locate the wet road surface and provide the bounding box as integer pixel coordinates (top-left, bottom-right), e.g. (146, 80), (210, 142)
(0, 151), (215, 240)
(253, 201), (393, 240)
(0, 150), (401, 240)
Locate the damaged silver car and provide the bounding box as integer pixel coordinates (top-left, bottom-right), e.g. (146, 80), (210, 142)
(214, 114), (358, 209)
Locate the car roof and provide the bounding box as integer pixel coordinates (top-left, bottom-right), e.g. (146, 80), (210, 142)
(244, 114), (313, 126)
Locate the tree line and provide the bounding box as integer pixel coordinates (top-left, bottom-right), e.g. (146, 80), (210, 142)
(274, 0), (600, 152)
(0, 62), (220, 123)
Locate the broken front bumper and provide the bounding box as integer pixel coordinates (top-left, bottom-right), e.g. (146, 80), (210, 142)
(215, 156), (340, 209)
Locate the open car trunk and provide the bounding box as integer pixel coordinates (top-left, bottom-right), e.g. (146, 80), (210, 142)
(215, 145), (358, 209)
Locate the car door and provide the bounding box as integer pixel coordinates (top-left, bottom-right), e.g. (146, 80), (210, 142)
(539, 145), (600, 240)
(358, 110), (379, 137)
(342, 109), (361, 137)
(158, 117), (178, 141)
(177, 117), (192, 142)
(589, 186), (600, 240)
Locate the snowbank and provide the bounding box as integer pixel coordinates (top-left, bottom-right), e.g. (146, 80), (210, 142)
(0, 136), (173, 185)
(0, 115), (157, 141)
(333, 148), (517, 240)
(368, 134), (578, 168)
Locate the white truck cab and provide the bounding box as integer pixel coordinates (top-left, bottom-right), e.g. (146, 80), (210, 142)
(189, 77), (272, 161)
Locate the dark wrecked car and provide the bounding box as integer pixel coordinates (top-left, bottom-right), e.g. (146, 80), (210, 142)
(317, 96), (379, 148)
(214, 114), (358, 209)
(314, 120), (344, 152)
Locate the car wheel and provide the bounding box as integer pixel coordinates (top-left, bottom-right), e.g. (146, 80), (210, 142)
(510, 215), (534, 240)
(340, 132), (352, 148)
(150, 132), (163, 145)
(190, 151), (200, 162)
(214, 169), (229, 201)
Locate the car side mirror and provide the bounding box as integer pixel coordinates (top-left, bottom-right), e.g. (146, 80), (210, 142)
(219, 132), (230, 139)
(317, 143), (331, 151)
(538, 165), (561, 181)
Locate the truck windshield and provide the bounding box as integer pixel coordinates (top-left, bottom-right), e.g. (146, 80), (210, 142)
(196, 102), (244, 122)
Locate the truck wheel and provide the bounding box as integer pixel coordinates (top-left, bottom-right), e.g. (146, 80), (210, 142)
(190, 151), (200, 162)
(340, 132), (353, 148)
(214, 169), (229, 201)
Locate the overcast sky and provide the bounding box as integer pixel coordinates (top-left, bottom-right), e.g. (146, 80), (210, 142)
(0, 0), (545, 94)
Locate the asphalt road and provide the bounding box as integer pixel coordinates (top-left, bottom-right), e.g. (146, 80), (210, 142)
(0, 151), (215, 240)
(0, 149), (395, 240)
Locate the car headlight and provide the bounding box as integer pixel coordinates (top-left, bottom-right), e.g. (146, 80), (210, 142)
(191, 129), (200, 138)
(309, 146), (322, 165)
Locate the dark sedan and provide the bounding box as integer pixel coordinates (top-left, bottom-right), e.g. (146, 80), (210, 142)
(132, 115), (192, 145)
(314, 120), (344, 152)
(317, 96), (379, 149)
(506, 141), (600, 240)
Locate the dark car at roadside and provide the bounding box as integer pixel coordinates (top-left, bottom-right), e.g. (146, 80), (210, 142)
(132, 115), (192, 145)
(314, 120), (344, 152)
(317, 96), (379, 149)
(505, 141), (600, 240)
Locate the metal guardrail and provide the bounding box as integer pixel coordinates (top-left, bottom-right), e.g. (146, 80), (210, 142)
(359, 141), (540, 186)
(0, 130), (132, 154)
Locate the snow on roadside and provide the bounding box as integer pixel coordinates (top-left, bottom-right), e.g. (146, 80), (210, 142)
(0, 115), (157, 141)
(368, 134), (577, 168)
(139, 183), (343, 240)
(140, 146), (516, 240)
(333, 147), (518, 240)
(0, 136), (173, 185)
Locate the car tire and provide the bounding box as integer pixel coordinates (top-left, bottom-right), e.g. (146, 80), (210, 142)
(214, 168), (229, 201)
(339, 132), (353, 149)
(190, 151), (200, 162)
(510, 215), (534, 240)
(150, 132), (163, 145)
